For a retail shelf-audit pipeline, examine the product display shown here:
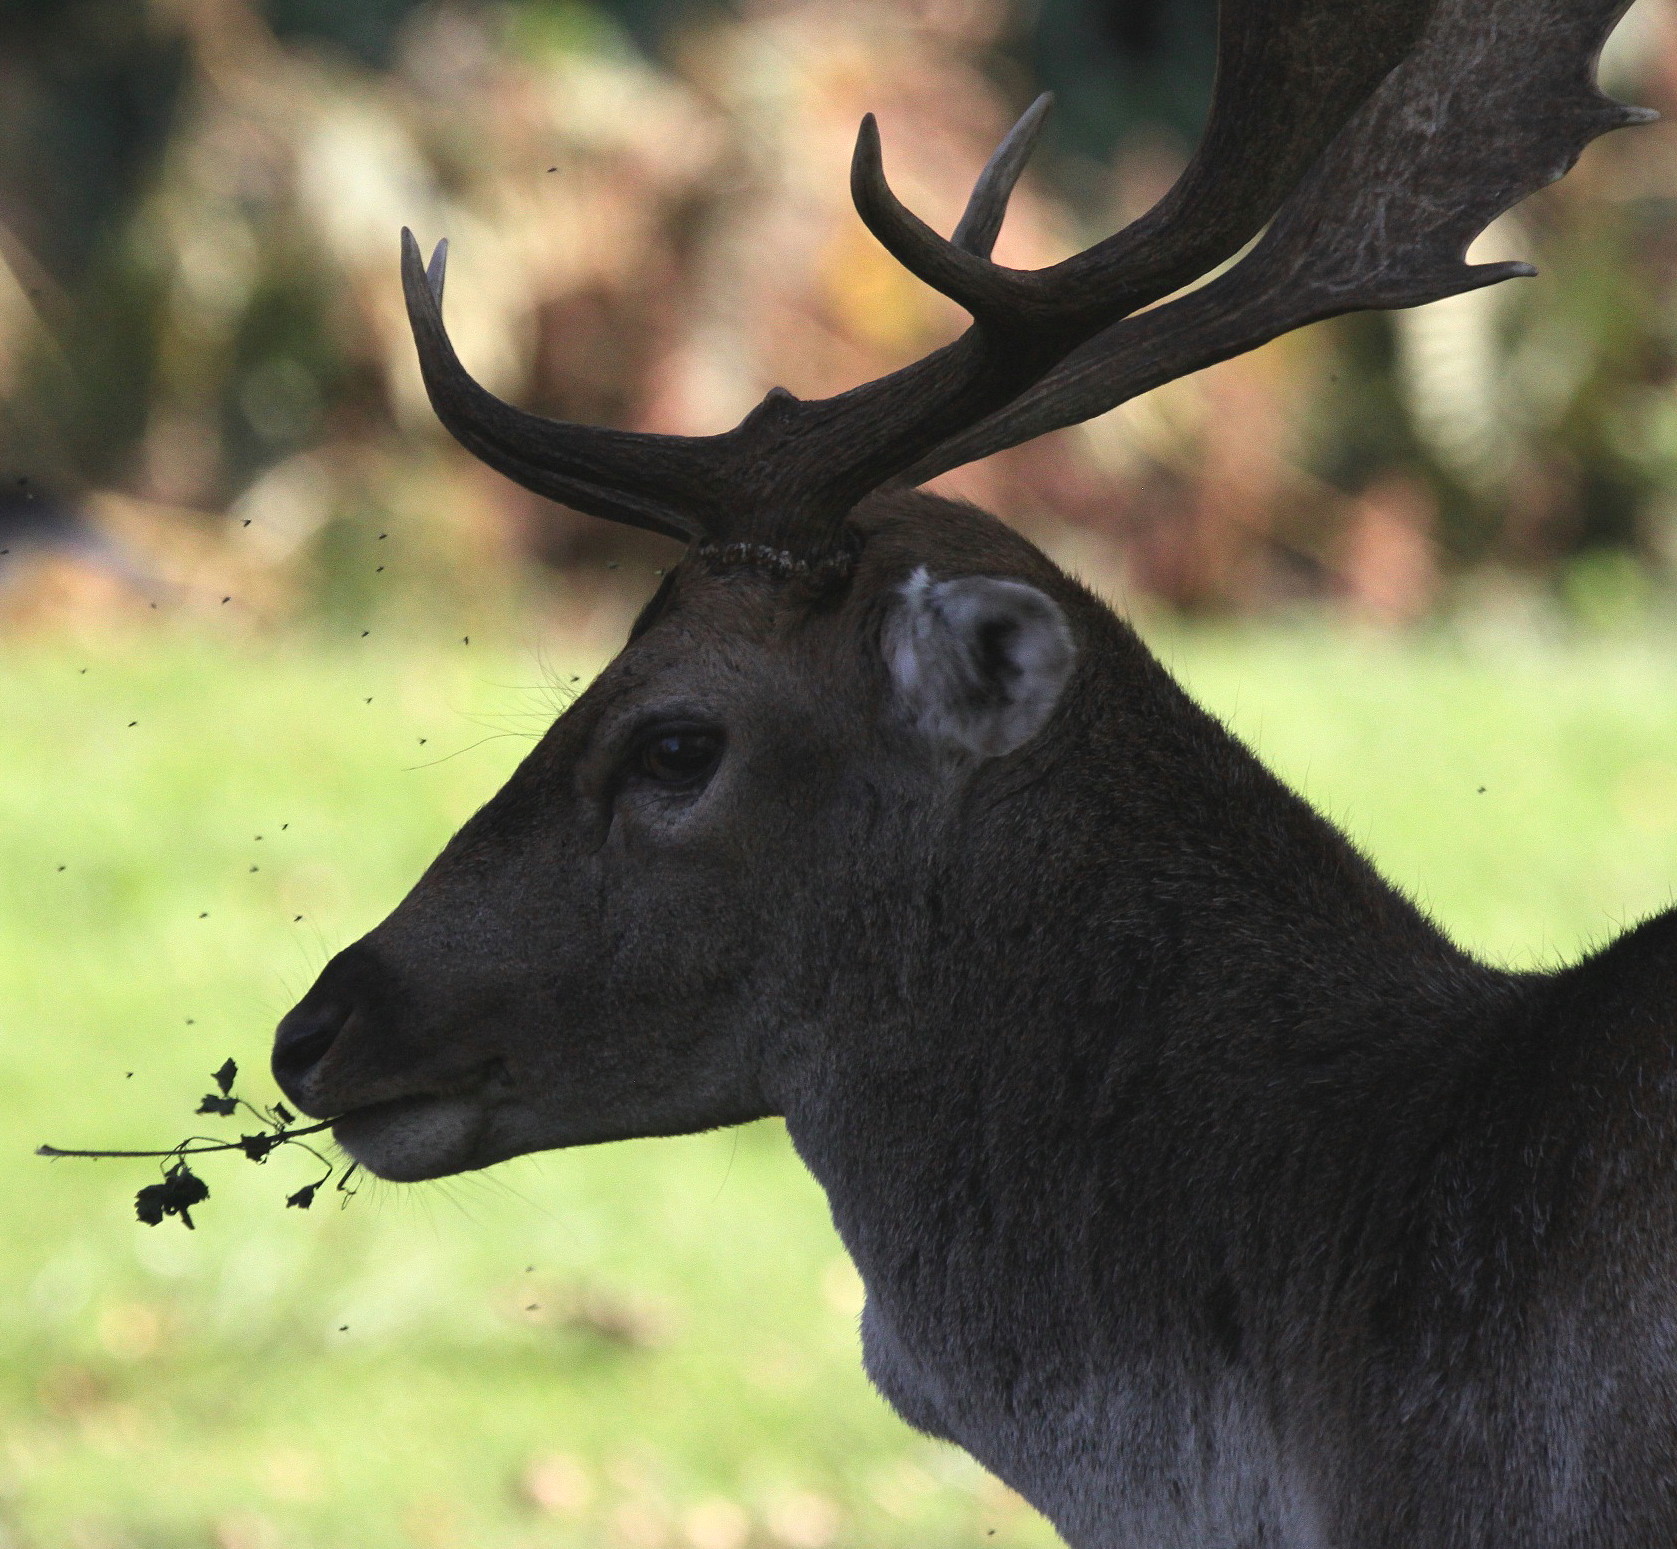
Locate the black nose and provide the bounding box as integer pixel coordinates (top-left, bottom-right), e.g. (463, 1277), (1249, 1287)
(272, 942), (402, 1110)
(271, 1000), (350, 1099)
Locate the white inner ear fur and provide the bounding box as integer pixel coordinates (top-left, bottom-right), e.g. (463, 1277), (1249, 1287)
(884, 568), (1077, 759)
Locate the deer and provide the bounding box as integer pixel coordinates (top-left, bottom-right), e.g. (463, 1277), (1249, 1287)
(270, 0), (1672, 1542)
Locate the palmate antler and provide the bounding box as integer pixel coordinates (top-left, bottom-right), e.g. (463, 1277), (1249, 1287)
(402, 0), (1650, 563)
(903, 0), (1654, 483)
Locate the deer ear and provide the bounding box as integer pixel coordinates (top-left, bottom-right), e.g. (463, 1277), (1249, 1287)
(884, 569), (1076, 759)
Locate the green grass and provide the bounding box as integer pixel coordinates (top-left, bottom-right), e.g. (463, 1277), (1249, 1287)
(4, 616), (1677, 1549)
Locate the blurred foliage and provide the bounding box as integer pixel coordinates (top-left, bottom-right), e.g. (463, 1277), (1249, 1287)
(1020, 0), (1216, 167)
(263, 0), (431, 65)
(3, 0), (1677, 635)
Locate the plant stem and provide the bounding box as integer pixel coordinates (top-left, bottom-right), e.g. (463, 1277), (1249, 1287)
(36, 1116), (337, 1160)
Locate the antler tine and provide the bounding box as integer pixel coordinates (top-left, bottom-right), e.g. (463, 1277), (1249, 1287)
(400, 228), (722, 545)
(848, 0), (1436, 341)
(425, 237), (448, 304)
(904, 0), (1652, 487)
(849, 117), (1024, 327)
(952, 93), (1054, 260)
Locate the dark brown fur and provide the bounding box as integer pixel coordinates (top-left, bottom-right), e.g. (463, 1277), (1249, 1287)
(275, 491), (1677, 1547)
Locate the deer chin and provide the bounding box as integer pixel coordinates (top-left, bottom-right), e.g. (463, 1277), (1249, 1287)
(332, 1093), (491, 1182)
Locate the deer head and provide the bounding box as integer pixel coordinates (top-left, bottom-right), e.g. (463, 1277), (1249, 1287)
(271, 0), (1648, 1194)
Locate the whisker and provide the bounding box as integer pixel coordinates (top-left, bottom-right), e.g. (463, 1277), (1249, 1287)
(403, 732), (527, 771)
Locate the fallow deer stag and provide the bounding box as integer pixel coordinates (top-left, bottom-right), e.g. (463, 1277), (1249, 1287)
(273, 0), (1669, 1542)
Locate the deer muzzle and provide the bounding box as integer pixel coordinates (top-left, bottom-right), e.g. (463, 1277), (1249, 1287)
(271, 940), (513, 1180)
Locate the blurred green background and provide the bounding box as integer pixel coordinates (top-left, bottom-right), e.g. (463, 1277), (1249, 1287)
(10, 621), (1677, 1549)
(7, 1), (1677, 1546)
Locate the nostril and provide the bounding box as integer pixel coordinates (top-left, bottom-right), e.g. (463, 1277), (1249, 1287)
(271, 1003), (350, 1096)
(274, 941), (402, 1110)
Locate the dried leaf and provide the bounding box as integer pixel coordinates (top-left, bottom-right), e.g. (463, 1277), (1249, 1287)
(135, 1162), (209, 1229)
(196, 1095), (238, 1116)
(213, 1059), (237, 1095)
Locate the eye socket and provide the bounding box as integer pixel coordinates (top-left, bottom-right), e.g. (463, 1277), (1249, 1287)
(633, 726), (724, 788)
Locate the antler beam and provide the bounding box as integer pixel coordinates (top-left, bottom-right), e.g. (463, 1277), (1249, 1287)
(903, 0), (1653, 484)
(401, 230), (731, 543)
(402, 0), (1646, 562)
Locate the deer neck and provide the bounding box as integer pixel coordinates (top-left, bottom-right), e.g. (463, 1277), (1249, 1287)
(775, 623), (1532, 1535)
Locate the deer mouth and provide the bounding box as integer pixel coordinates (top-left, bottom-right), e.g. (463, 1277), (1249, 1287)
(311, 1051), (519, 1182)
(331, 1091), (493, 1182)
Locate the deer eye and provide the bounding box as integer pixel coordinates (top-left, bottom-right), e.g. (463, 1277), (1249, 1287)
(633, 726), (723, 787)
